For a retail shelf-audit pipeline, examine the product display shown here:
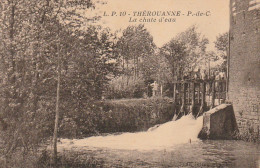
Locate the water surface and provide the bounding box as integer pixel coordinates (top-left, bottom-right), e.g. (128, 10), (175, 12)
(58, 114), (259, 167)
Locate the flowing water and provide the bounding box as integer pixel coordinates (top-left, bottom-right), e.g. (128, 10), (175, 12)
(58, 114), (260, 168)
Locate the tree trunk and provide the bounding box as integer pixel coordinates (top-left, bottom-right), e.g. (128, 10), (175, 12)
(53, 32), (61, 166)
(133, 55), (136, 80)
(9, 1), (16, 90)
(136, 57), (139, 77)
(126, 59), (129, 85)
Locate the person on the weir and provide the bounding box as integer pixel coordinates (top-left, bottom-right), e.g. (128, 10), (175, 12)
(151, 81), (159, 97)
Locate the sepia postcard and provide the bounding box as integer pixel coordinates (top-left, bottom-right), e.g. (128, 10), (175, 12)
(0, 0), (259, 167)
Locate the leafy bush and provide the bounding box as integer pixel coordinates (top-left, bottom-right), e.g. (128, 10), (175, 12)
(58, 98), (175, 138)
(105, 75), (147, 99)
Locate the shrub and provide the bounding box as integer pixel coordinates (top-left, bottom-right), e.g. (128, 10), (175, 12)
(104, 75), (147, 99)
(59, 97), (175, 138)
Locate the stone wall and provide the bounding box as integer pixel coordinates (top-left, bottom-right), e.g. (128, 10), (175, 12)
(229, 0), (260, 141)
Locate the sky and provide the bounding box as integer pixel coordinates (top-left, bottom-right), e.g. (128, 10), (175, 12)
(85, 0), (230, 50)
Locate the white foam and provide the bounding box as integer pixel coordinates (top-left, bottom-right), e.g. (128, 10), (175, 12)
(59, 114), (203, 151)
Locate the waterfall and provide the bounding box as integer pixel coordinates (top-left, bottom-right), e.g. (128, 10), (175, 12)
(60, 114), (204, 151)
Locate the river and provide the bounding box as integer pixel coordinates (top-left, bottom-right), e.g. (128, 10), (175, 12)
(58, 114), (260, 168)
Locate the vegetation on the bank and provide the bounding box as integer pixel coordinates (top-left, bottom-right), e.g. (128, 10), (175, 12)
(234, 127), (259, 143)
(59, 98), (174, 138)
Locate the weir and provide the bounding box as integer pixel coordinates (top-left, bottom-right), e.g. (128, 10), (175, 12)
(58, 104), (239, 152)
(59, 114), (204, 151)
(172, 79), (227, 119)
(58, 78), (238, 151)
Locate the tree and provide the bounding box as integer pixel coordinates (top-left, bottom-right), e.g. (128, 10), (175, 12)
(0, 0), (115, 166)
(42, 0), (95, 165)
(160, 39), (187, 80)
(214, 32), (229, 71)
(160, 25), (209, 80)
(117, 24), (156, 81)
(0, 1), (49, 163)
(59, 26), (119, 134)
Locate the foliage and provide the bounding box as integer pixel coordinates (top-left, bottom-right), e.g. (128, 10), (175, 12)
(214, 32), (229, 71)
(116, 24), (156, 80)
(175, 25), (209, 73)
(104, 24), (158, 99)
(160, 39), (187, 80)
(58, 98), (174, 137)
(160, 25), (209, 81)
(96, 98), (175, 133)
(0, 0), (118, 165)
(214, 32), (229, 59)
(104, 75), (147, 99)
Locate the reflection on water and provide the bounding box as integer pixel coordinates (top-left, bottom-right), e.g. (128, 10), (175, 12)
(58, 114), (259, 167)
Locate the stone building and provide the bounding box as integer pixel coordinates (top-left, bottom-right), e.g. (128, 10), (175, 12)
(228, 0), (260, 141)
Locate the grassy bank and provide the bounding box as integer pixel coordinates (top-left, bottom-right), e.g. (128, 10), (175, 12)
(0, 149), (104, 168)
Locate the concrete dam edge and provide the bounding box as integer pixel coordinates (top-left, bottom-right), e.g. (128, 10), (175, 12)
(198, 104), (239, 140)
